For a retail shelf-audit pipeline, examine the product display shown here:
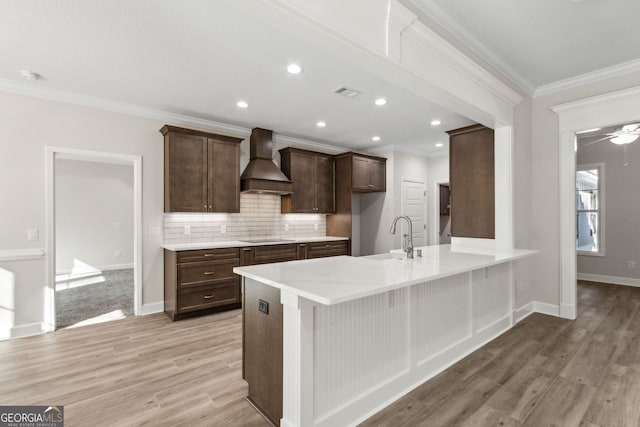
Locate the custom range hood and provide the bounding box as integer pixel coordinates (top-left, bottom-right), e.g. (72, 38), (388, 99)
(240, 128), (293, 194)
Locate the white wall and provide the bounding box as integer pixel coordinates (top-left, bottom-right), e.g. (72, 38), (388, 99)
(577, 139), (640, 279)
(359, 149), (431, 256)
(531, 71), (640, 305)
(0, 91), (165, 336)
(55, 159), (134, 273)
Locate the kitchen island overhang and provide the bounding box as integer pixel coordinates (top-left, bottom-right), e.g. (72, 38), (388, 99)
(235, 244), (537, 427)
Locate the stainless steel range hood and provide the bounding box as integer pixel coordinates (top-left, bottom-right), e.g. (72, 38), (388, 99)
(240, 128), (293, 194)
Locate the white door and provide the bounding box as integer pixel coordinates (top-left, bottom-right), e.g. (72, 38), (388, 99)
(401, 179), (427, 247)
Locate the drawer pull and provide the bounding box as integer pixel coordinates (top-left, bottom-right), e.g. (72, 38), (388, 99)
(203, 271), (216, 275)
(203, 295), (215, 299)
(203, 253), (215, 257)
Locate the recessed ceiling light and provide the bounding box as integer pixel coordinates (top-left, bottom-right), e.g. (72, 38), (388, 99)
(431, 120), (441, 126)
(374, 98), (387, 106)
(372, 136), (381, 142)
(287, 64), (303, 74)
(236, 100), (249, 109)
(316, 121), (326, 128)
(435, 142), (444, 148)
(576, 127), (602, 134)
(21, 70), (42, 81)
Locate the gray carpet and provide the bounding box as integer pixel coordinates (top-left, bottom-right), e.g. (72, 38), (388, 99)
(55, 269), (134, 328)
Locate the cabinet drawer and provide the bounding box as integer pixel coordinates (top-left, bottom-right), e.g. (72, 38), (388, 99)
(306, 241), (349, 258)
(178, 258), (238, 287)
(177, 281), (240, 313)
(177, 247), (239, 263)
(253, 244), (299, 265)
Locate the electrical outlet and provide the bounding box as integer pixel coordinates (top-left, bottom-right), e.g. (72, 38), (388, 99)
(284, 224), (289, 232)
(27, 228), (38, 241)
(314, 223), (318, 231)
(629, 261), (636, 269)
(114, 250), (122, 257)
(184, 225), (191, 235)
(221, 224), (227, 234)
(148, 226), (161, 237)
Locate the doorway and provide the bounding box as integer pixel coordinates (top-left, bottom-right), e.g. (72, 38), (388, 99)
(401, 179), (427, 247)
(45, 147), (142, 331)
(437, 183), (451, 244)
(553, 86), (640, 319)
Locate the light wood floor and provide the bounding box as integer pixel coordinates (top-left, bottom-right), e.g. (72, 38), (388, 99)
(1, 281), (638, 427)
(361, 281), (640, 426)
(0, 309), (269, 427)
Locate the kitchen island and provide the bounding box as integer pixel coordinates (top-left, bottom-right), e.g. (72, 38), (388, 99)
(234, 244), (536, 427)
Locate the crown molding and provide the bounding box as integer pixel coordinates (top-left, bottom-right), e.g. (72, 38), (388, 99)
(405, 0), (535, 96)
(535, 58), (640, 98)
(0, 77), (354, 153)
(0, 77), (253, 138)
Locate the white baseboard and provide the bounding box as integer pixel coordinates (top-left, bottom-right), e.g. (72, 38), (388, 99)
(578, 273), (640, 288)
(514, 302), (534, 323)
(8, 322), (46, 339)
(141, 302), (164, 315)
(532, 301), (560, 316)
(514, 300), (561, 319)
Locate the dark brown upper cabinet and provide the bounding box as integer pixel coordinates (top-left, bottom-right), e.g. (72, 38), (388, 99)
(336, 152), (386, 192)
(447, 124), (495, 239)
(161, 125), (242, 213)
(279, 147), (335, 214)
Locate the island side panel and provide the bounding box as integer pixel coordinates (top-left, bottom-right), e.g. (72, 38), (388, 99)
(243, 278), (283, 426)
(305, 264), (513, 427)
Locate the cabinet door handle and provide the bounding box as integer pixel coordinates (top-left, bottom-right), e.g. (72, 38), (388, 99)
(203, 271), (215, 275)
(203, 253), (215, 257)
(209, 205), (212, 209)
(368, 184), (374, 188)
(203, 294), (215, 299)
(203, 205), (207, 209)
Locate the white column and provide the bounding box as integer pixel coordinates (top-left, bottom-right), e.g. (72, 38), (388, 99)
(280, 290), (316, 427)
(558, 131), (577, 319)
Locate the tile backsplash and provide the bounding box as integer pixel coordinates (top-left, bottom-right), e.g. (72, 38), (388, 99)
(163, 193), (326, 244)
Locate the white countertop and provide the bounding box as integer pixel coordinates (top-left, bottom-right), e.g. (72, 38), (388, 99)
(162, 236), (349, 251)
(233, 244), (537, 305)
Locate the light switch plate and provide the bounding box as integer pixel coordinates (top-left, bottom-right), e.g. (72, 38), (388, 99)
(184, 225), (191, 235)
(221, 224), (227, 234)
(284, 224), (289, 232)
(148, 226), (161, 237)
(314, 223), (318, 231)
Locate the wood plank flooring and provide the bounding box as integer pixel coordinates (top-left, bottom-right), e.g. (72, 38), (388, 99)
(361, 281), (640, 427)
(1, 281), (638, 427)
(0, 309), (269, 427)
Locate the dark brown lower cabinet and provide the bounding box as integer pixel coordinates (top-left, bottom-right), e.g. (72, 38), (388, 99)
(164, 248), (241, 320)
(242, 240), (349, 426)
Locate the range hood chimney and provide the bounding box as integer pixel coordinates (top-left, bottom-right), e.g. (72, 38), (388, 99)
(240, 128), (293, 194)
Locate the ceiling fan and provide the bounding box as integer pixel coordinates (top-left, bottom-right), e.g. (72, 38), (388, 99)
(580, 123), (640, 166)
(582, 123), (640, 146)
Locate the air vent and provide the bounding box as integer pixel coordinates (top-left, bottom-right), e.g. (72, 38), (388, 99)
(333, 86), (361, 98)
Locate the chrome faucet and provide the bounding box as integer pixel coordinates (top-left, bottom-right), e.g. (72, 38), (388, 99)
(389, 216), (413, 259)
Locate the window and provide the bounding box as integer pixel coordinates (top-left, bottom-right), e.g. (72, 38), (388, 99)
(576, 164), (604, 256)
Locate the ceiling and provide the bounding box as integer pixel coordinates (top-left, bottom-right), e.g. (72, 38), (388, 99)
(0, 0), (474, 156)
(407, 0), (640, 93)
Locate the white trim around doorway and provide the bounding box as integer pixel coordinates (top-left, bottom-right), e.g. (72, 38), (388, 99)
(551, 85), (640, 320)
(44, 146), (143, 331)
